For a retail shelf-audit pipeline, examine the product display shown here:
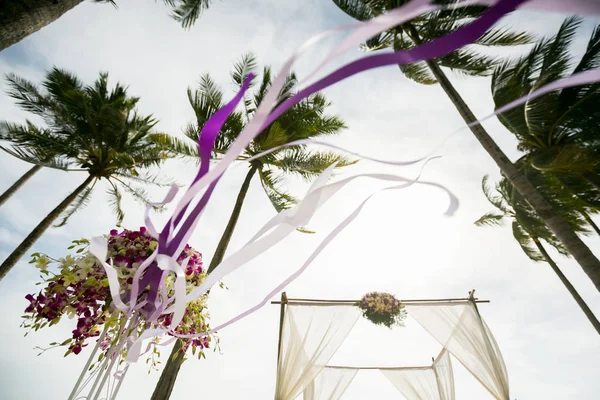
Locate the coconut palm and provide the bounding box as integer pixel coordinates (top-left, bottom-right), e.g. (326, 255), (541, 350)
(476, 175), (600, 334)
(0, 68), (179, 280)
(0, 0), (211, 52)
(149, 53), (355, 400)
(492, 18), (600, 234)
(333, 0), (600, 290)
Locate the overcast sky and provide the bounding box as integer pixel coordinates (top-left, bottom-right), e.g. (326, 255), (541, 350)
(1, 1), (599, 399)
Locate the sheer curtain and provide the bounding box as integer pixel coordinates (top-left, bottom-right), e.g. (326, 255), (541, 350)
(406, 302), (509, 400)
(433, 349), (455, 400)
(303, 367), (358, 400)
(275, 304), (361, 400)
(381, 367), (440, 400)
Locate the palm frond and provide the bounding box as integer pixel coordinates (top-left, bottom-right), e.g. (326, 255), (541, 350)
(114, 171), (177, 187)
(258, 169), (296, 212)
(474, 212), (505, 227)
(331, 0), (374, 21)
(475, 27), (536, 47)
(231, 52), (257, 89)
(537, 16), (581, 85)
(55, 181), (95, 227)
(362, 32), (396, 52)
(106, 182), (125, 226)
(148, 133), (198, 158)
(438, 48), (499, 77)
(399, 62), (437, 85)
(0, 144), (72, 170)
(512, 220), (544, 262)
(188, 74), (224, 129)
(4, 73), (51, 117)
(114, 180), (160, 211)
(481, 175), (510, 214)
(272, 149), (357, 181)
(558, 24), (600, 116)
(0, 120), (74, 155)
(167, 0), (212, 29)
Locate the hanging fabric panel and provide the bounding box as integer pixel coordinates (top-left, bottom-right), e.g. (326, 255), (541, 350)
(433, 348), (455, 400)
(275, 304), (360, 400)
(303, 367), (358, 400)
(405, 302), (509, 400)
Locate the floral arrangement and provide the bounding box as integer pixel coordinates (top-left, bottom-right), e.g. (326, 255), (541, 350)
(22, 227), (217, 370)
(357, 292), (407, 328)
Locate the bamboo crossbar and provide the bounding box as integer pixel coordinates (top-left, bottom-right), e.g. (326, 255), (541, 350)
(271, 297), (490, 305)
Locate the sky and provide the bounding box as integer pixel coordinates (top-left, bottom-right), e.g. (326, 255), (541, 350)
(0, 1), (599, 399)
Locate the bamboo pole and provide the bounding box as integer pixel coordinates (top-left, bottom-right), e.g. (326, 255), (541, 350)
(67, 325), (110, 400)
(276, 292), (288, 366)
(271, 296), (490, 305)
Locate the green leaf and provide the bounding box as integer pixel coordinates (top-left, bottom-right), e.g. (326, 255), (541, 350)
(474, 212), (505, 227)
(475, 27), (536, 47)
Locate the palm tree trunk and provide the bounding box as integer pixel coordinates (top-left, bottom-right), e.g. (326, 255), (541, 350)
(150, 165), (258, 400)
(0, 0), (83, 52)
(0, 165), (41, 207)
(582, 213), (600, 237)
(403, 23), (600, 292)
(532, 237), (600, 335)
(207, 165), (258, 274)
(0, 174), (93, 281)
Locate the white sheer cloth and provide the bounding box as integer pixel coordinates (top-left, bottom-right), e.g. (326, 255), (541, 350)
(275, 304), (361, 400)
(382, 367), (441, 400)
(433, 349), (455, 400)
(406, 302), (509, 400)
(381, 349), (454, 400)
(303, 367), (358, 400)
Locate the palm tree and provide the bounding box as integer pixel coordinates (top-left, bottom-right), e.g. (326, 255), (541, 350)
(0, 68), (179, 280)
(149, 53), (355, 400)
(476, 176), (600, 335)
(492, 18), (600, 235)
(0, 0), (212, 52)
(332, 0), (600, 291)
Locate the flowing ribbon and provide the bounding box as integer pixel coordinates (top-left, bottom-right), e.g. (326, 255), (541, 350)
(89, 0), (600, 361)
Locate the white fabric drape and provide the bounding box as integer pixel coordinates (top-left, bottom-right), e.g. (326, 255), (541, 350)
(382, 367), (441, 400)
(406, 302), (509, 400)
(380, 349), (455, 400)
(433, 349), (455, 400)
(275, 304), (361, 400)
(303, 367), (358, 400)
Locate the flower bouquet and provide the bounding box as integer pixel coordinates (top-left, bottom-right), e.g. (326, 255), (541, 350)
(22, 227), (216, 371)
(357, 292), (407, 328)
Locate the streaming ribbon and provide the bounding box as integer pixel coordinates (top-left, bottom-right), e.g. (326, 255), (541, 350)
(85, 0), (600, 362)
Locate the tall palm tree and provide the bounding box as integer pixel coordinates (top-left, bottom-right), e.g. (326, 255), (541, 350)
(149, 53), (355, 400)
(333, 0), (600, 291)
(476, 176), (600, 335)
(0, 68), (178, 280)
(492, 18), (600, 235)
(0, 0), (212, 52)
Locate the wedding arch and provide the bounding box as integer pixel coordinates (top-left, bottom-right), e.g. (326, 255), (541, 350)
(272, 291), (509, 400)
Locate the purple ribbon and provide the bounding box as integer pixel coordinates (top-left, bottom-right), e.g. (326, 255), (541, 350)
(261, 0), (526, 129)
(137, 75), (255, 317)
(107, 0), (600, 360)
(136, 0), (524, 319)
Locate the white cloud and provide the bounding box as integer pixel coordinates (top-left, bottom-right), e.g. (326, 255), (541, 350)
(0, 1), (599, 399)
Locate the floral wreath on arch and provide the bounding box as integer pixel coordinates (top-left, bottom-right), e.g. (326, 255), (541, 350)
(357, 292), (407, 328)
